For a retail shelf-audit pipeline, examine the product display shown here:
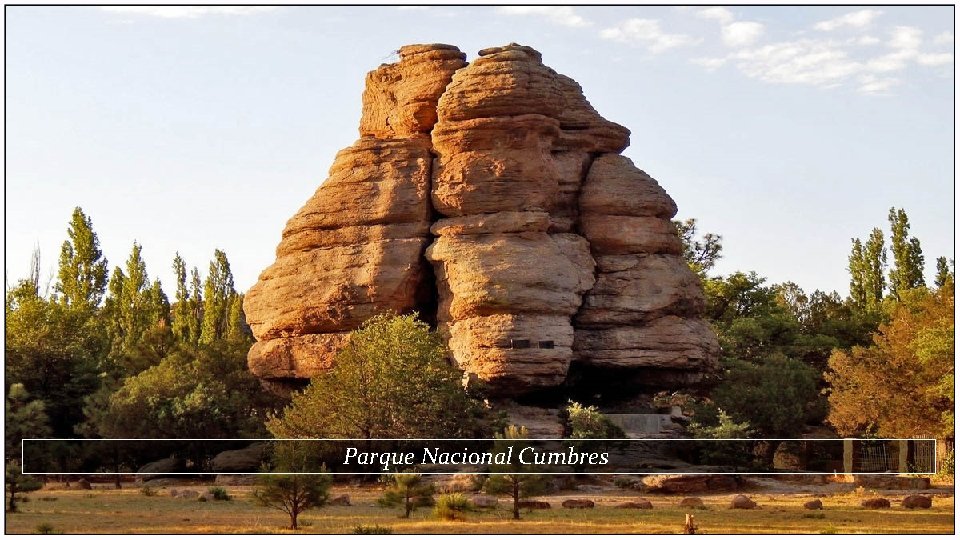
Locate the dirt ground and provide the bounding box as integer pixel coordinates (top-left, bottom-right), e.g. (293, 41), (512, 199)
(5, 476), (955, 534)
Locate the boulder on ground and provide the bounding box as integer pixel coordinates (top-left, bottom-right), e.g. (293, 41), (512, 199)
(137, 457), (185, 481)
(803, 499), (823, 510)
(211, 443), (269, 473)
(901, 495), (932, 509)
(679, 497), (705, 509)
(518, 500), (551, 510)
(861, 497), (891, 509)
(562, 499), (595, 509)
(730, 494), (757, 509)
(77, 478), (92, 490)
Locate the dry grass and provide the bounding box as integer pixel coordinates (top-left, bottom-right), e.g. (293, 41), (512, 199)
(4, 482), (955, 534)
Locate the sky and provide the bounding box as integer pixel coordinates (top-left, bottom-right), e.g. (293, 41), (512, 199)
(5, 5), (955, 300)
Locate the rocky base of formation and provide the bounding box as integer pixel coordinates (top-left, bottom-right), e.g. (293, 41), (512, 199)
(243, 43), (719, 407)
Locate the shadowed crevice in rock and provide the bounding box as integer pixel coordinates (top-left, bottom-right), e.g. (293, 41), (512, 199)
(244, 43), (719, 401)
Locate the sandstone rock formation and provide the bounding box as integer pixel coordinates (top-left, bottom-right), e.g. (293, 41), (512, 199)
(244, 43), (719, 401)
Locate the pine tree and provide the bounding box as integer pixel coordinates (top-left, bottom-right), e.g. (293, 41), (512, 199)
(888, 207), (925, 298)
(55, 207), (108, 309)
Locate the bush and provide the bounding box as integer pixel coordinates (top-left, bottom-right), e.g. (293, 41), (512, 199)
(35, 523), (61, 534)
(434, 493), (471, 520)
(208, 487), (231, 501)
(139, 486), (157, 497)
(354, 525), (393, 534)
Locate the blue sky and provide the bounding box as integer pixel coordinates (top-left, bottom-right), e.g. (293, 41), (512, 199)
(5, 5), (955, 299)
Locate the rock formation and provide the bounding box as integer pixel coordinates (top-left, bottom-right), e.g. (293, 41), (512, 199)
(244, 43), (719, 403)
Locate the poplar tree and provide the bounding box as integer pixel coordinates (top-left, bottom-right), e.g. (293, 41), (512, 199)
(935, 257), (954, 289)
(200, 249), (236, 344)
(188, 266), (204, 344)
(888, 207), (925, 298)
(171, 254), (192, 343)
(55, 207), (108, 309)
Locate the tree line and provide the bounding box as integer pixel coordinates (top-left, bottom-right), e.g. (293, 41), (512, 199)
(6, 207), (279, 474)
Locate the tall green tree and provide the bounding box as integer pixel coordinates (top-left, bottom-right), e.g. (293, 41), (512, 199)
(188, 266), (204, 344)
(887, 207), (925, 298)
(171, 253), (192, 343)
(200, 249), (236, 344)
(934, 257), (954, 289)
(55, 207), (108, 310)
(849, 228), (887, 311)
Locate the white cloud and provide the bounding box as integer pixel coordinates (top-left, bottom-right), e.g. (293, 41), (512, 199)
(934, 32), (954, 44)
(858, 74), (898, 95)
(728, 39), (862, 86)
(814, 9), (883, 31)
(696, 7), (734, 25)
(497, 6), (591, 28)
(99, 6), (278, 19)
(850, 35), (881, 46)
(917, 53), (954, 66)
(600, 18), (698, 54)
(889, 26), (923, 51)
(722, 21), (765, 48)
(397, 6), (429, 11)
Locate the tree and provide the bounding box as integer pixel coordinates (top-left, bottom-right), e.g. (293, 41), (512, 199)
(888, 207), (925, 298)
(5, 462), (42, 512)
(849, 229), (887, 311)
(687, 409), (754, 468)
(5, 289), (100, 437)
(378, 473), (434, 518)
(5, 383), (52, 458)
(710, 355), (820, 439)
(674, 218), (723, 276)
(55, 207), (108, 309)
(826, 286), (954, 438)
(564, 401), (624, 439)
(267, 313), (491, 439)
(935, 257), (954, 289)
(171, 254), (196, 344)
(200, 250), (236, 344)
(82, 340), (272, 440)
(254, 442), (332, 530)
(485, 425), (549, 520)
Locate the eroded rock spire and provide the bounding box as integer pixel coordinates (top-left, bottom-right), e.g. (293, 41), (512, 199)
(243, 43), (718, 399)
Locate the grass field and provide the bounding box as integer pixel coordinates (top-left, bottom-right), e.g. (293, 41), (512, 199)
(5, 482), (955, 534)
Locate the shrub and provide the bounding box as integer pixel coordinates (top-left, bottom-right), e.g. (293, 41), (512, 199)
(139, 486), (157, 497)
(208, 487), (231, 501)
(354, 525), (393, 534)
(434, 493), (471, 520)
(35, 523), (61, 534)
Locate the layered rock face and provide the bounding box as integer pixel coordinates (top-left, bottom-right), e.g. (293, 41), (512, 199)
(245, 43), (718, 397)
